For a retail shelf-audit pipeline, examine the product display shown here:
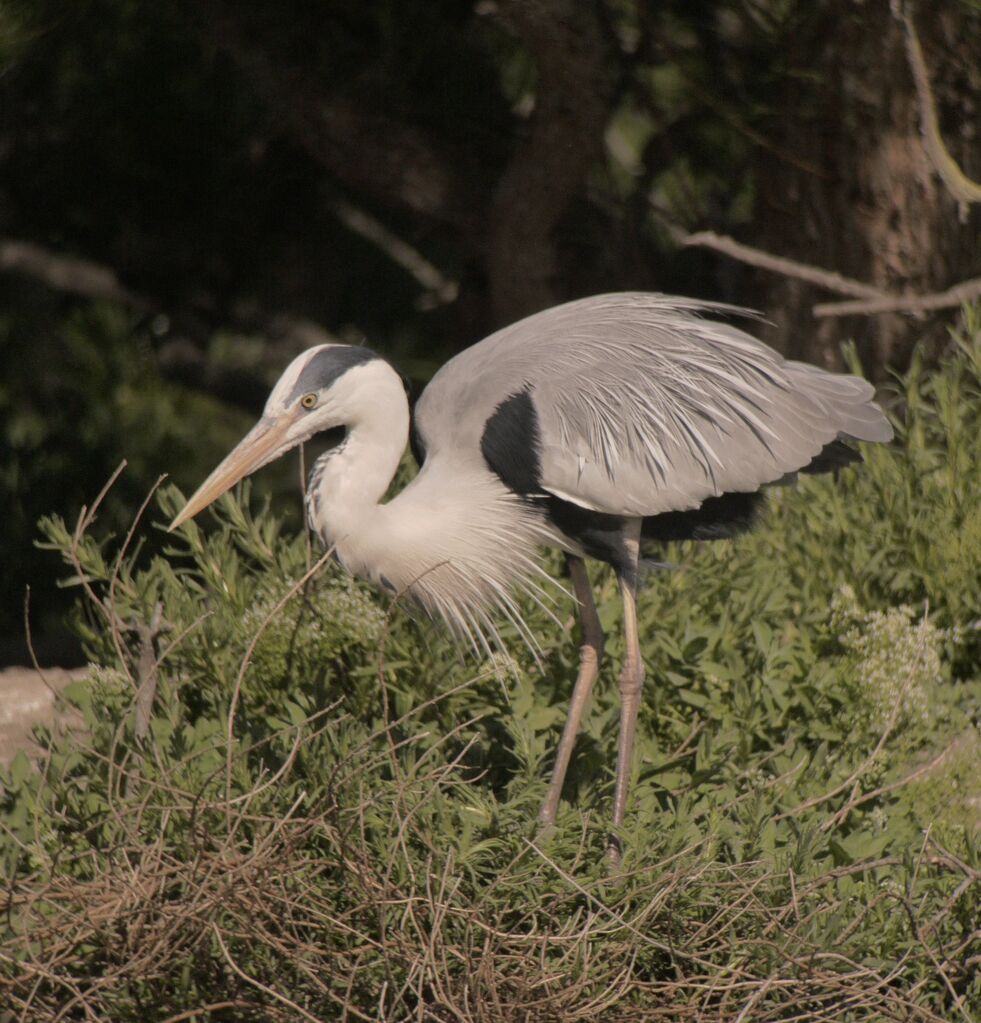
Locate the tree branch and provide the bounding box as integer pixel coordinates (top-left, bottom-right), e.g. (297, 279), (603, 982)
(192, 1), (489, 236)
(672, 227), (891, 301)
(895, 2), (981, 209)
(130, 602), (171, 741)
(0, 235), (340, 412)
(331, 199), (458, 309)
(0, 238), (151, 310)
(664, 222), (981, 321)
(814, 277), (981, 318)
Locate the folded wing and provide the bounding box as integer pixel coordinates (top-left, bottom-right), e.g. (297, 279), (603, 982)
(414, 293), (893, 516)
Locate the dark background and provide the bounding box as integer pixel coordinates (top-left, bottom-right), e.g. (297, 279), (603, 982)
(2, 0), (979, 664)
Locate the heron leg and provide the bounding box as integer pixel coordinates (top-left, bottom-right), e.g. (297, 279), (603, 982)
(610, 520), (646, 861)
(539, 554), (605, 828)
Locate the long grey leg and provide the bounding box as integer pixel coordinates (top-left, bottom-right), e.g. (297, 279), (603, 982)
(539, 554), (605, 828)
(609, 519), (646, 861)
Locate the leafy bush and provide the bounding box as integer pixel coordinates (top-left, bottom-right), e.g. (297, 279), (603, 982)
(0, 297), (259, 646)
(2, 313), (980, 1021)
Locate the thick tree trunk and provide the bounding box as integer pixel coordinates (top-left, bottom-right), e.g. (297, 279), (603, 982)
(484, 0), (616, 325)
(753, 2), (981, 371)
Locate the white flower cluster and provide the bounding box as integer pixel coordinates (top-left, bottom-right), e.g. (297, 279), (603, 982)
(85, 664), (131, 700)
(830, 586), (940, 735)
(242, 572), (387, 652)
(312, 576), (388, 637)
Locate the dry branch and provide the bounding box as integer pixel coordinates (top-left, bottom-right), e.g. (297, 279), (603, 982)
(675, 229), (890, 301)
(132, 603), (171, 741)
(4, 476), (979, 1022)
(814, 277), (981, 318)
(0, 237), (151, 310)
(672, 225), (981, 322)
(331, 199), (459, 308)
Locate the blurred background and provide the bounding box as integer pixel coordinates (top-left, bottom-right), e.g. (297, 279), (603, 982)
(2, 0), (979, 665)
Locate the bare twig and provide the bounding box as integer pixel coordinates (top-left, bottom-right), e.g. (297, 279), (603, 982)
(67, 462), (132, 687)
(822, 738), (959, 833)
(666, 220), (981, 323)
(98, 473), (171, 739)
(774, 620), (927, 826)
(225, 548), (335, 806)
(132, 603), (172, 741)
(0, 238), (151, 310)
(814, 277), (981, 318)
(159, 1001), (261, 1023)
(21, 587), (61, 700)
(331, 199), (458, 309)
(672, 228), (891, 301)
(211, 923), (322, 1023)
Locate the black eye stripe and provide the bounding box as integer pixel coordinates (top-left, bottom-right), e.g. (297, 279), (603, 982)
(287, 345), (379, 404)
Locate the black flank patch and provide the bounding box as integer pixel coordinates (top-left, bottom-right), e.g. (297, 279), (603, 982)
(482, 388), (635, 575)
(481, 388), (543, 496)
(546, 490), (767, 576)
(642, 491), (764, 543)
(545, 497), (632, 574)
(287, 345), (379, 404)
(800, 439), (862, 474)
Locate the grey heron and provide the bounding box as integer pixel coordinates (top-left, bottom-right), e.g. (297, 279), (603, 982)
(170, 292), (893, 844)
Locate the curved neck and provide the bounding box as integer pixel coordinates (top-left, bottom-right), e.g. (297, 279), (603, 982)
(307, 376), (410, 545)
(303, 370), (554, 645)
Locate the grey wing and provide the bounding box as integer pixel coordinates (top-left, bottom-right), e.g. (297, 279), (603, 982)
(414, 293), (893, 516)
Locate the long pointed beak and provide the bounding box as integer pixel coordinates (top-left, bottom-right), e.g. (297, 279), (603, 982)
(168, 413), (298, 531)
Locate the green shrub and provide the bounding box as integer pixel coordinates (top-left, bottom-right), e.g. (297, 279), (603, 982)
(2, 311), (979, 1021)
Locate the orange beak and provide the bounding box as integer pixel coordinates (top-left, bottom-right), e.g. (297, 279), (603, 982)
(168, 412), (298, 531)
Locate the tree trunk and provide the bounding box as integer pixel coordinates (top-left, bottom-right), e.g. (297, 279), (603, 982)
(753, 1), (981, 372)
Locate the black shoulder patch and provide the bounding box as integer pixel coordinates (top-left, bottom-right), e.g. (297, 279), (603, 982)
(480, 389), (543, 496)
(288, 345), (379, 403)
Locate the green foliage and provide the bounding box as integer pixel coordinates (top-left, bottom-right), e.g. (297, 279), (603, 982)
(0, 297), (257, 641)
(5, 0), (978, 670)
(2, 314), (980, 1020)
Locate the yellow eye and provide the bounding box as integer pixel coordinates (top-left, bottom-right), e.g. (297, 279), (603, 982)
(300, 393), (318, 409)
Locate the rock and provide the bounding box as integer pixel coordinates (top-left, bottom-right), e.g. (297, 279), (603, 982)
(0, 666), (88, 763)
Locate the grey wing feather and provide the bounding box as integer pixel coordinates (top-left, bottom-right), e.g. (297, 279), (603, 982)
(414, 293), (893, 517)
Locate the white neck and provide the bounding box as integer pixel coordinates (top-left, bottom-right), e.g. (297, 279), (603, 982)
(307, 366), (410, 554)
(305, 359), (558, 654)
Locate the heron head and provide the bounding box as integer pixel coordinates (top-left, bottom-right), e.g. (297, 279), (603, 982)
(168, 343), (386, 530)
